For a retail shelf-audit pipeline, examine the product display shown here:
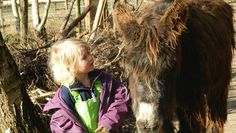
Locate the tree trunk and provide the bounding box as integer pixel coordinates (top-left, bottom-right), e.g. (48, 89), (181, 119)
(19, 0), (28, 42)
(85, 0), (98, 32)
(75, 0), (81, 33)
(0, 0), (4, 32)
(65, 0), (68, 10)
(107, 0), (116, 14)
(32, 0), (51, 42)
(90, 0), (106, 40)
(84, 0), (91, 31)
(0, 9), (3, 32)
(12, 0), (20, 32)
(0, 32), (49, 133)
(32, 0), (40, 29)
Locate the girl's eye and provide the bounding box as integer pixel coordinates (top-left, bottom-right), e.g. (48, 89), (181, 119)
(81, 55), (87, 60)
(81, 50), (91, 60)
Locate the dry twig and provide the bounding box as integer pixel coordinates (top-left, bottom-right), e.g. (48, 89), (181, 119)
(56, 5), (92, 40)
(60, 0), (77, 32)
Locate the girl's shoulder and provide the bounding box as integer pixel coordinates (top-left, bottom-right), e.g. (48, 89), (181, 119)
(60, 85), (75, 110)
(49, 104), (86, 132)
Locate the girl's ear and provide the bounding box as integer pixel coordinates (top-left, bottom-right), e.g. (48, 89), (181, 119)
(112, 3), (141, 43)
(160, 0), (189, 41)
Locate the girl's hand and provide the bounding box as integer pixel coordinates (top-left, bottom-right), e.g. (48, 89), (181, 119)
(95, 124), (109, 133)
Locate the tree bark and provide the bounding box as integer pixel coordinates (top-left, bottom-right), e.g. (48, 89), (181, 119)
(32, 0), (51, 41)
(36, 0), (51, 34)
(0, 9), (3, 32)
(85, 0), (99, 32)
(0, 32), (49, 133)
(90, 0), (106, 40)
(32, 0), (40, 29)
(0, 0), (4, 32)
(65, 0), (68, 10)
(19, 0), (28, 42)
(11, 0), (20, 32)
(76, 0), (81, 33)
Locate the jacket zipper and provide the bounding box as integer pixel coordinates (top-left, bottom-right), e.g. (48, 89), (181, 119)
(90, 89), (97, 102)
(89, 72), (102, 102)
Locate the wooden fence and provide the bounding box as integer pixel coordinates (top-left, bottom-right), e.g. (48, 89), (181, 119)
(0, 0), (66, 8)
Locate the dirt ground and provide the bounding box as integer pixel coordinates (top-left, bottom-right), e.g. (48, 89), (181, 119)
(224, 54), (236, 132)
(224, 1), (236, 132)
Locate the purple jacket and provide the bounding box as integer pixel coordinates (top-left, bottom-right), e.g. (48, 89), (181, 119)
(43, 70), (130, 133)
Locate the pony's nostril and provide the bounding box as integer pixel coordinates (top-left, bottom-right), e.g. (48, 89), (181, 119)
(136, 119), (159, 132)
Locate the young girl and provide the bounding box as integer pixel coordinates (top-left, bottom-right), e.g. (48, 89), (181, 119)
(43, 39), (130, 133)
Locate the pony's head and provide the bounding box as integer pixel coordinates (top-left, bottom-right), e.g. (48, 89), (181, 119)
(113, 0), (188, 131)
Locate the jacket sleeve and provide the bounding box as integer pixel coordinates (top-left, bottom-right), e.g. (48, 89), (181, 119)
(49, 108), (86, 133)
(99, 77), (131, 131)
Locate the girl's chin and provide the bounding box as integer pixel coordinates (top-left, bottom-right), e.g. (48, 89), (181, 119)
(89, 67), (94, 72)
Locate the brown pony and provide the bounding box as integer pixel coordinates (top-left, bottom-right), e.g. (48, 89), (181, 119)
(112, 0), (235, 132)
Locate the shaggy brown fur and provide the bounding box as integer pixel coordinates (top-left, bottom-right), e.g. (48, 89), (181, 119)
(113, 0), (235, 132)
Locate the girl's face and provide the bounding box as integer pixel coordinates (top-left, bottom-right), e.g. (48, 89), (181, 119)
(76, 46), (94, 74)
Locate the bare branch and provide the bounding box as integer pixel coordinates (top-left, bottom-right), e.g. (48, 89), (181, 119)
(37, 0), (51, 31)
(60, 0), (77, 32)
(56, 5), (92, 40)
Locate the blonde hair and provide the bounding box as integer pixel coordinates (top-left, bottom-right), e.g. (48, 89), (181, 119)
(48, 39), (90, 85)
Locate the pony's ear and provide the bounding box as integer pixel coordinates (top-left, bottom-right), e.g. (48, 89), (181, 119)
(112, 3), (141, 43)
(160, 0), (189, 43)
